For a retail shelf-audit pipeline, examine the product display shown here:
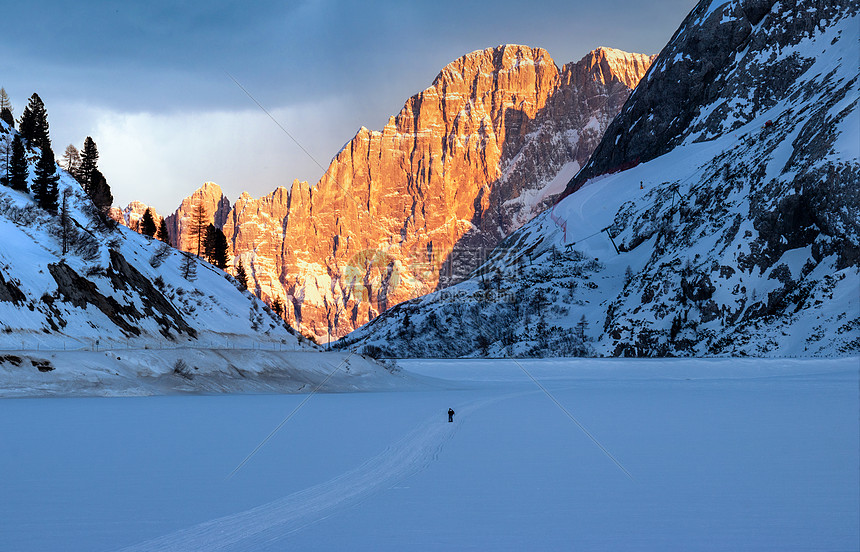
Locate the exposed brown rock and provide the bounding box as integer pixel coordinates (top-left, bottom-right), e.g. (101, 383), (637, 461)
(167, 45), (653, 340)
(164, 182), (231, 253)
(111, 201), (163, 233)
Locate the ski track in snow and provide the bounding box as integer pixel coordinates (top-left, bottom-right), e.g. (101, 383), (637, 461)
(117, 392), (517, 551)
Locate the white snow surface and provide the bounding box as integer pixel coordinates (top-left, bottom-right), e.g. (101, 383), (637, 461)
(0, 357), (856, 551)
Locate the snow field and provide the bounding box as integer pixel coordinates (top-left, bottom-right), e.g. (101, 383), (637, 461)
(1, 357), (857, 551)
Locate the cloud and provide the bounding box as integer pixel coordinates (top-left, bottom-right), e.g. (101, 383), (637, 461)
(4, 0), (699, 216)
(85, 98), (358, 214)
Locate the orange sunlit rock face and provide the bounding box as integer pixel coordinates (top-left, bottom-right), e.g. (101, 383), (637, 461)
(159, 45), (653, 340)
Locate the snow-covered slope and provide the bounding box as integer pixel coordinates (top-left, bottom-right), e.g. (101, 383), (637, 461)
(340, 0), (859, 358)
(0, 120), (396, 394)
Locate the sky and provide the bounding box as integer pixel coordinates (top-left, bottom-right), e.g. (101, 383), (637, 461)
(1, 0), (697, 215)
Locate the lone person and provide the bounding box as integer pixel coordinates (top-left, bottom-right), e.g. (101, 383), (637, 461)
(448, 408), (455, 423)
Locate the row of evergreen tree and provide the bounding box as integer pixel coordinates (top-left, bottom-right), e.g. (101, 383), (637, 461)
(0, 90), (112, 216)
(1, 89), (252, 297)
(138, 199), (240, 286)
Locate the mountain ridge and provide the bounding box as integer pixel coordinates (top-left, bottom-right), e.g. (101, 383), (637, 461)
(126, 45), (654, 340)
(339, 0), (859, 358)
(0, 119), (399, 395)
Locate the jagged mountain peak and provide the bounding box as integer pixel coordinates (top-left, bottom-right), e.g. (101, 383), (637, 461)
(163, 181), (231, 251)
(341, 0), (859, 358)
(109, 200), (162, 233)
(140, 44), (654, 340)
(567, 0), (858, 193)
(571, 47), (657, 88)
(434, 44), (558, 83)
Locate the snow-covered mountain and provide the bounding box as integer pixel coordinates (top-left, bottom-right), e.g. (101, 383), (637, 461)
(141, 46), (653, 342)
(0, 121), (395, 395)
(340, 0), (859, 358)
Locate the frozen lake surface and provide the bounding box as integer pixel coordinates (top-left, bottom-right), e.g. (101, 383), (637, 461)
(1, 358), (858, 551)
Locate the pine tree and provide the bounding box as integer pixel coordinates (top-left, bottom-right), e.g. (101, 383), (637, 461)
(180, 251), (197, 281)
(60, 190), (72, 255)
(575, 315), (589, 342)
(61, 144), (80, 175)
(0, 88), (13, 128)
(78, 137), (98, 191)
(18, 93), (50, 150)
(272, 297), (284, 318)
(203, 224), (217, 261)
(0, 133), (10, 186)
(33, 145), (59, 213)
(157, 218), (170, 243)
(670, 314), (682, 341)
(140, 208), (157, 237)
(8, 134), (28, 192)
(203, 224), (229, 269)
(624, 265), (634, 287)
(0, 88), (11, 112)
(87, 168), (113, 214)
(187, 201), (210, 257)
(0, 108), (12, 129)
(236, 260), (249, 291)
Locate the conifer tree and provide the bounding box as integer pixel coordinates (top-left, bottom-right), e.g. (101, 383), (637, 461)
(18, 93), (50, 150)
(624, 265), (634, 287)
(140, 208), (157, 237)
(0, 109), (13, 129)
(0, 133), (10, 186)
(272, 297), (284, 319)
(87, 168), (113, 214)
(575, 315), (589, 342)
(60, 190), (72, 255)
(235, 260), (249, 291)
(188, 201), (210, 257)
(157, 218), (170, 243)
(0, 88), (13, 128)
(61, 144), (81, 175)
(180, 251), (197, 281)
(8, 134), (28, 192)
(33, 145), (59, 213)
(203, 223), (217, 261)
(78, 137), (98, 191)
(203, 224), (229, 269)
(0, 88), (11, 112)
(212, 228), (229, 269)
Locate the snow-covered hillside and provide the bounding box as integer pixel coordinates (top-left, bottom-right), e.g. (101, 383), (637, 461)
(0, 120), (396, 394)
(340, 0), (860, 358)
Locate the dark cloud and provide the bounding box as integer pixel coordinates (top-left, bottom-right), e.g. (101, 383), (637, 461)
(4, 0), (695, 111)
(1, 0), (697, 211)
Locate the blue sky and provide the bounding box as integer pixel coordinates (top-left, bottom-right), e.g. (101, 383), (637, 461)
(1, 0), (696, 214)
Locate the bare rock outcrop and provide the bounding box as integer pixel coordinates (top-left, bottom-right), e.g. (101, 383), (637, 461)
(110, 201), (163, 233)
(164, 182), (231, 254)
(170, 45), (654, 339)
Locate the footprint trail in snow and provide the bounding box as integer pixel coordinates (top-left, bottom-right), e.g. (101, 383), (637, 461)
(117, 396), (501, 551)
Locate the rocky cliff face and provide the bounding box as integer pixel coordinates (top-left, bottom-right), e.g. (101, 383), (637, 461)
(565, 0), (851, 193)
(341, 0), (859, 358)
(163, 46), (652, 340)
(110, 201), (163, 233)
(165, 182), (232, 255)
